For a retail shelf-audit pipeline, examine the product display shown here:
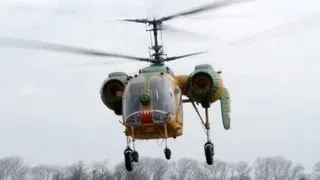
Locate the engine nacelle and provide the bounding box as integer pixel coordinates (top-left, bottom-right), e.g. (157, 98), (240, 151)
(188, 64), (221, 108)
(100, 72), (129, 116)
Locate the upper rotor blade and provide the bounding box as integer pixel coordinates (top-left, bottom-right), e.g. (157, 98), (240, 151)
(159, 0), (254, 22)
(228, 13), (320, 46)
(0, 37), (150, 62)
(165, 51), (207, 61)
(121, 18), (151, 24)
(162, 24), (210, 38)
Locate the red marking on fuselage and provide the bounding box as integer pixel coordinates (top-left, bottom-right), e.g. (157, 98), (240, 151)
(141, 111), (153, 124)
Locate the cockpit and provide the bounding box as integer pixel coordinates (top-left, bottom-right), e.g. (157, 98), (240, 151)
(123, 73), (175, 126)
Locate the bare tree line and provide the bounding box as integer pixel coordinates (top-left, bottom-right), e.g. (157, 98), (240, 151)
(0, 155), (319, 180)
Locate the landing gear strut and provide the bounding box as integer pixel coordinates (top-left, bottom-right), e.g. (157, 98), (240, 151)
(203, 107), (214, 165)
(131, 146), (139, 162)
(189, 96), (215, 165)
(123, 127), (139, 171)
(131, 126), (139, 163)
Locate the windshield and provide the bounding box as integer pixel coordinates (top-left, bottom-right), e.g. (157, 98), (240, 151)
(123, 75), (145, 120)
(122, 74), (175, 125)
(150, 74), (175, 115)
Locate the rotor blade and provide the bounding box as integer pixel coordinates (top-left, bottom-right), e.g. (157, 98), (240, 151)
(0, 37), (150, 62)
(161, 24), (229, 44)
(158, 0), (255, 22)
(10, 3), (76, 15)
(65, 60), (148, 68)
(228, 12), (320, 46)
(165, 51), (207, 61)
(162, 24), (211, 39)
(9, 3), (132, 22)
(121, 18), (151, 24)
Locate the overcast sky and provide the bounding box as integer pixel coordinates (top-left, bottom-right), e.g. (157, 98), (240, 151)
(0, 0), (319, 172)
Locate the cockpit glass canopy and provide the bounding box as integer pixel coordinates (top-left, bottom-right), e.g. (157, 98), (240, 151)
(123, 74), (175, 121)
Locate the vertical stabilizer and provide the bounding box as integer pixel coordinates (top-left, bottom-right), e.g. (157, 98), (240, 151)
(220, 87), (231, 130)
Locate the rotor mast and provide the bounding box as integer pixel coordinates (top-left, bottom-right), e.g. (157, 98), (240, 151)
(147, 19), (166, 64)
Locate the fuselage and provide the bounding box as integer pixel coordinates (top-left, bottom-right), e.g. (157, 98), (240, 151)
(100, 63), (226, 139)
(122, 66), (184, 139)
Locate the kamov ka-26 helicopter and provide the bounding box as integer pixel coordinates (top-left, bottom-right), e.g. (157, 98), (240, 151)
(0, 0), (254, 171)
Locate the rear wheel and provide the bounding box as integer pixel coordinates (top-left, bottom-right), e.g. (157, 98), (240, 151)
(132, 151), (139, 162)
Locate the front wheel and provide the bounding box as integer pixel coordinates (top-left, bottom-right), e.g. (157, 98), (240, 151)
(124, 149), (133, 171)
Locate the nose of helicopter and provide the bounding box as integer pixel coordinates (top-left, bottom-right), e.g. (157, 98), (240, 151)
(140, 110), (153, 124)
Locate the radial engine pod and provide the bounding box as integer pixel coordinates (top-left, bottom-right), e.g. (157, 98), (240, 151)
(100, 72), (129, 115)
(188, 64), (221, 108)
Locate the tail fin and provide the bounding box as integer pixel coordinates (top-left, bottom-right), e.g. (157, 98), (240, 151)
(220, 87), (231, 130)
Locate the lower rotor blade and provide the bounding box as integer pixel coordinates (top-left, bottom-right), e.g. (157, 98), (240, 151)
(0, 37), (150, 62)
(66, 60), (147, 68)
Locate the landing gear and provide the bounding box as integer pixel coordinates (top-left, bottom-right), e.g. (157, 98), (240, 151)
(203, 107), (214, 165)
(189, 96), (215, 166)
(163, 123), (172, 160)
(164, 147), (171, 160)
(123, 127), (139, 171)
(130, 127), (139, 163)
(204, 141), (214, 165)
(132, 150), (139, 163)
(124, 147), (133, 171)
(123, 149), (140, 172)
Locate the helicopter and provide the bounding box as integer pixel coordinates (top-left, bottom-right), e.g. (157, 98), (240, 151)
(0, 0), (254, 172)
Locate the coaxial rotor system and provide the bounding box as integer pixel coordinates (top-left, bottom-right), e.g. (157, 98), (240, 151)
(0, 0), (254, 65)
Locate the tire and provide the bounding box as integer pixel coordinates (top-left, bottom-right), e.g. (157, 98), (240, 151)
(132, 151), (139, 162)
(124, 150), (133, 171)
(204, 142), (214, 165)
